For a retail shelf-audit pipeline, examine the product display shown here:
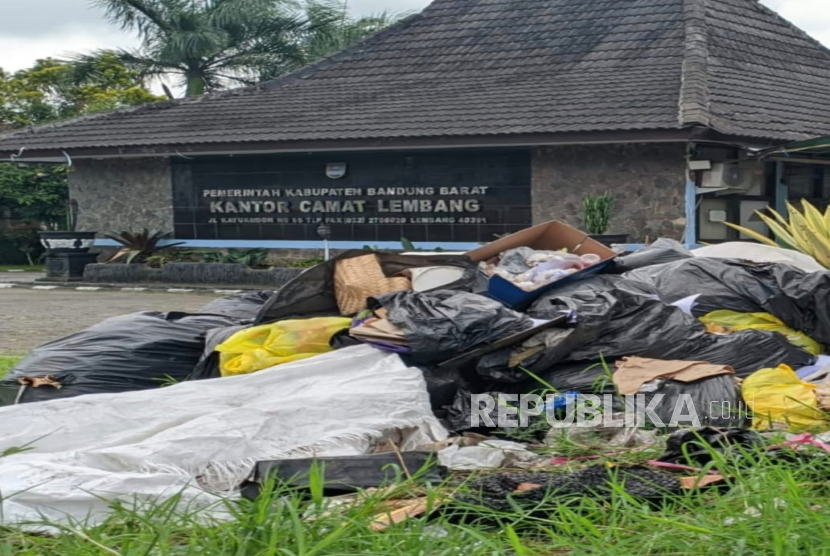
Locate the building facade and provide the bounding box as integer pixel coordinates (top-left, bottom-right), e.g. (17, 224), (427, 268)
(3, 0), (830, 248)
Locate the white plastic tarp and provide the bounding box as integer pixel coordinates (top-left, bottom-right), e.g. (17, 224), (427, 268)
(0, 345), (447, 528)
(693, 243), (825, 272)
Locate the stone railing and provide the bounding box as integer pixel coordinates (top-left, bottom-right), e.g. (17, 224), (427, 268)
(83, 263), (304, 287)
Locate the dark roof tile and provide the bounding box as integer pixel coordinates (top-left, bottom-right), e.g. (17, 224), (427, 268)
(2, 0), (830, 153)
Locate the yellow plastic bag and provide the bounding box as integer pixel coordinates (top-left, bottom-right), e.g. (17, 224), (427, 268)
(700, 310), (823, 355)
(215, 317), (351, 377)
(742, 364), (826, 431)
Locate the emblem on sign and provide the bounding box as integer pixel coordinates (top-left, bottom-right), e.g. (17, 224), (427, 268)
(326, 163), (347, 179)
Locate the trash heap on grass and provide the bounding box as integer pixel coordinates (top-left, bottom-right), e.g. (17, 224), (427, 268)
(2, 220), (830, 528)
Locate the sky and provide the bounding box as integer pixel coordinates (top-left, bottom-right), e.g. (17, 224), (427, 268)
(0, 0), (829, 75)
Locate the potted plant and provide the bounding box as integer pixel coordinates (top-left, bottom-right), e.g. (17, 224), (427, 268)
(105, 230), (185, 263)
(38, 200), (96, 253)
(582, 193), (629, 247)
(37, 200), (98, 282)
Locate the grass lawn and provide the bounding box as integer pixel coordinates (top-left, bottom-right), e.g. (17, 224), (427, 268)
(0, 356), (822, 553)
(0, 433), (827, 555)
(0, 356), (20, 377)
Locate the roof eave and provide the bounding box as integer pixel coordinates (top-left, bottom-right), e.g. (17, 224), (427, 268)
(1, 128), (713, 162)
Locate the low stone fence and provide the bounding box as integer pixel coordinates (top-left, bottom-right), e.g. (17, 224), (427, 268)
(83, 263), (304, 287)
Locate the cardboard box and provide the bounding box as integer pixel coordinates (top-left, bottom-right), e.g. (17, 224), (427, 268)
(467, 221), (617, 309)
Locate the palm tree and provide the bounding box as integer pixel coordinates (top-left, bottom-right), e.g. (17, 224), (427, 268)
(288, 1), (398, 72)
(79, 0), (399, 98)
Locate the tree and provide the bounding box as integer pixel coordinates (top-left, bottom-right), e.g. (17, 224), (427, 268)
(0, 53), (162, 130)
(0, 56), (162, 257)
(83, 0), (399, 97)
(296, 1), (397, 69)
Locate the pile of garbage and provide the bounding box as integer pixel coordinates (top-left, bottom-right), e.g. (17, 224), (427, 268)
(1, 220), (830, 528)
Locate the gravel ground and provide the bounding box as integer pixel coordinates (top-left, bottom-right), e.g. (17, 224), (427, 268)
(0, 289), (221, 354)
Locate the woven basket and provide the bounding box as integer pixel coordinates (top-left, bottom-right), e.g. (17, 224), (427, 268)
(335, 255), (411, 315)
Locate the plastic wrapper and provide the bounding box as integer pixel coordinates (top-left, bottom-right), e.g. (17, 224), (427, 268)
(624, 258), (830, 345)
(199, 291), (274, 320)
(0, 312), (240, 405)
(700, 310), (823, 356)
(255, 250), (477, 324)
(490, 252), (603, 292)
(369, 290), (533, 362)
(742, 364), (826, 431)
(497, 247), (535, 274)
(215, 317), (351, 376)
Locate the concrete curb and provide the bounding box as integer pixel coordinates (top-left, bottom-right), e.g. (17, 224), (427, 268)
(0, 281), (266, 295)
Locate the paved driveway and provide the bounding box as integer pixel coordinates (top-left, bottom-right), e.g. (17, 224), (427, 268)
(0, 289), (221, 354)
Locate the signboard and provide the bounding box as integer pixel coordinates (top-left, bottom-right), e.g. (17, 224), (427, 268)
(172, 150), (532, 243)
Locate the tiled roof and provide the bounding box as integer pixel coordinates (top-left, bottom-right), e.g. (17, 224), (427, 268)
(2, 0), (830, 154)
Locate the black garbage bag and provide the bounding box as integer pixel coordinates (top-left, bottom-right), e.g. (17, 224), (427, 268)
(472, 326), (584, 385)
(241, 452), (445, 500)
(476, 349), (519, 383)
(453, 466), (681, 513)
(190, 323), (249, 380)
(625, 258), (830, 345)
(516, 327), (814, 395)
(683, 328), (813, 375)
(199, 291), (273, 320)
(369, 290), (533, 363)
(0, 312), (240, 405)
(614, 239), (694, 272)
(527, 278), (713, 364)
(505, 368), (744, 430)
(642, 374), (745, 430)
(658, 428), (766, 466)
(255, 250), (477, 324)
(446, 388), (503, 432)
(418, 365), (471, 410)
(509, 278), (814, 395)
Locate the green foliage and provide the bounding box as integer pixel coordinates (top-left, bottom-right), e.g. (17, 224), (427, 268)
(401, 237), (444, 252)
(0, 229), (44, 266)
(145, 248), (205, 268)
(0, 164), (69, 229)
(583, 192), (615, 235)
(85, 0), (401, 96)
(0, 54), (162, 129)
(279, 256), (325, 268)
(2, 450), (830, 555)
(147, 248), (277, 268)
(202, 248), (268, 267)
(105, 229), (185, 264)
(724, 200), (830, 268)
(299, 1), (401, 70)
(0, 55), (162, 253)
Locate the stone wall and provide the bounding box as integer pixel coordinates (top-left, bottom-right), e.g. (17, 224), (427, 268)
(532, 144), (687, 242)
(69, 157), (173, 234)
(84, 262), (303, 287)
